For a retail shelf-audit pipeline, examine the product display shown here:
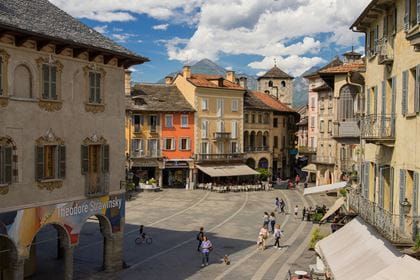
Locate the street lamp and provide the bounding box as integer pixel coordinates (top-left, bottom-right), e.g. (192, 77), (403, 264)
(400, 198), (411, 216)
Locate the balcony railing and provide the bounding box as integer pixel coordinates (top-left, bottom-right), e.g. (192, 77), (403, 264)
(377, 37), (394, 65)
(244, 146), (269, 152)
(195, 153), (244, 162)
(86, 173), (109, 197)
(361, 114), (395, 141)
(131, 150), (161, 158)
(332, 120), (360, 138)
(348, 191), (413, 244)
(213, 132), (232, 141)
(313, 156), (335, 165)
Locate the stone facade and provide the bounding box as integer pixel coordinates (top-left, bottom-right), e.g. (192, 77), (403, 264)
(257, 66), (294, 106)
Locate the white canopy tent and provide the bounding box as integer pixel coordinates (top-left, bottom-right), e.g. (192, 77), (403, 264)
(364, 255), (420, 280)
(196, 164), (259, 177)
(315, 217), (420, 280)
(303, 181), (347, 195)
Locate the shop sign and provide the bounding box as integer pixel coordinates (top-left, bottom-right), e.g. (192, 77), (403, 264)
(165, 161), (189, 168)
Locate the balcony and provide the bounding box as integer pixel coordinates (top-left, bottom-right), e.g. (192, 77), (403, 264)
(131, 150), (162, 158)
(348, 191), (414, 245)
(213, 132), (232, 141)
(313, 156), (335, 165)
(195, 153), (244, 162)
(361, 115), (395, 142)
(244, 146), (270, 152)
(332, 120), (360, 138)
(377, 37), (394, 65)
(85, 173), (109, 197)
(298, 146), (316, 154)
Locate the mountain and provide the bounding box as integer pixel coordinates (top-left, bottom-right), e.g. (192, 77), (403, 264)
(158, 59), (258, 90)
(292, 76), (309, 107)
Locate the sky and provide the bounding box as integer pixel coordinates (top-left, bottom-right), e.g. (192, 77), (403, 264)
(49, 0), (371, 83)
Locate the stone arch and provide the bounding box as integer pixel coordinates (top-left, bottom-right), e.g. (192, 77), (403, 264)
(262, 131), (269, 147)
(258, 158), (269, 169)
(9, 60), (37, 98)
(244, 131), (249, 149)
(250, 131), (256, 148)
(79, 214), (113, 242)
(246, 158), (256, 169)
(268, 80), (273, 87)
(13, 64), (33, 98)
(256, 131), (263, 147)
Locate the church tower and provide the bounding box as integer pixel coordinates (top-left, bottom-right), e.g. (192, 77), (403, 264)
(257, 63), (294, 105)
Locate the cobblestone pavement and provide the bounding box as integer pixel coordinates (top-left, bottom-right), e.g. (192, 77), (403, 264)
(32, 186), (336, 280)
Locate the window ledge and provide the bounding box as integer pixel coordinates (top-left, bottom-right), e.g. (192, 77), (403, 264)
(37, 179), (63, 191)
(0, 184), (9, 195)
(405, 112), (418, 119)
(0, 96), (9, 107)
(406, 24), (420, 39)
(85, 103), (105, 113)
(39, 99), (63, 112)
(9, 97), (37, 102)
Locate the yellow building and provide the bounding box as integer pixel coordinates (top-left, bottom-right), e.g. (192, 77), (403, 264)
(351, 0), (420, 243)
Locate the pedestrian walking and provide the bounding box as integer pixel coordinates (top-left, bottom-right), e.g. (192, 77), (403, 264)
(302, 207), (306, 221)
(200, 236), (213, 267)
(275, 197), (280, 213)
(263, 212), (269, 227)
(257, 225), (269, 250)
(269, 212), (276, 233)
(273, 224), (284, 249)
(295, 174), (300, 186)
(280, 199), (285, 214)
(294, 205), (299, 218)
(196, 227), (204, 252)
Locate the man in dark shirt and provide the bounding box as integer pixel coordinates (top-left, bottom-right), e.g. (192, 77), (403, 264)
(196, 227), (204, 252)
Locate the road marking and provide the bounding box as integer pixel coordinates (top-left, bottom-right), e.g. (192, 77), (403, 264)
(250, 190), (310, 280)
(214, 189), (301, 280)
(76, 191), (210, 250)
(122, 192), (249, 272)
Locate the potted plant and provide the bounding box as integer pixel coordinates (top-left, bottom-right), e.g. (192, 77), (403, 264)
(257, 168), (271, 182)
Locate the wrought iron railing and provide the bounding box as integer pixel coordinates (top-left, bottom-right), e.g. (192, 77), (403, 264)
(195, 153), (244, 161)
(361, 114), (395, 140)
(213, 132), (232, 140)
(86, 173), (109, 197)
(245, 146), (269, 152)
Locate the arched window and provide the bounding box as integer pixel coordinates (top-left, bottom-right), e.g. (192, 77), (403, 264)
(281, 81), (286, 87)
(13, 64), (32, 98)
(264, 90), (270, 94)
(268, 80), (273, 87)
(339, 85), (358, 121)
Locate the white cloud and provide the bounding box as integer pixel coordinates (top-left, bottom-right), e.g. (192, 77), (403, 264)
(93, 25), (108, 34)
(248, 55), (325, 77)
(111, 33), (136, 43)
(153, 24), (169, 30)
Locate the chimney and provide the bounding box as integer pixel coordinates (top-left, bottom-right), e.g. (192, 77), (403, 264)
(226, 70), (235, 83)
(183, 65), (191, 79)
(124, 70), (132, 96)
(239, 77), (248, 89)
(165, 76), (173, 85)
(218, 77), (224, 87)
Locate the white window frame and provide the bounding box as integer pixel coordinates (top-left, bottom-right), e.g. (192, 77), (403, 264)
(200, 142), (209, 154)
(179, 137), (191, 151)
(217, 98), (224, 117)
(231, 99), (239, 112)
(181, 114), (189, 128)
(231, 120), (238, 139)
(165, 114), (173, 128)
(231, 141), (238, 153)
(201, 119), (209, 139)
(163, 138), (175, 150)
(202, 98), (209, 111)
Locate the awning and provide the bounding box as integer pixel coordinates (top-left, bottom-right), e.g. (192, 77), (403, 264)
(196, 164), (259, 177)
(315, 217), (405, 280)
(303, 181), (347, 195)
(302, 163), (316, 172)
(365, 255), (420, 280)
(320, 197), (345, 222)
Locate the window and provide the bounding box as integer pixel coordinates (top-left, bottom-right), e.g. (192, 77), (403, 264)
(283, 118), (286, 127)
(408, 65), (420, 113)
(201, 98), (208, 111)
(320, 120), (325, 133)
(217, 120), (225, 132)
(274, 136), (278, 149)
(201, 120), (209, 138)
(282, 136), (285, 149)
(310, 137), (314, 149)
(179, 138), (190, 150)
(391, 8), (397, 34)
(81, 143), (110, 195)
(42, 64), (57, 100)
(268, 80), (273, 87)
(328, 120), (332, 133)
(181, 115), (189, 128)
(0, 140), (14, 185)
(231, 99), (239, 112)
(231, 120), (238, 138)
(273, 118), (278, 127)
(200, 142), (209, 154)
(36, 144), (65, 180)
(13, 65), (32, 98)
(310, 116), (315, 128)
(251, 114), (256, 123)
(263, 113), (269, 124)
(320, 97), (325, 110)
(245, 114), (249, 123)
(281, 81), (286, 87)
(147, 139), (160, 157)
(217, 142), (224, 154)
(131, 139), (144, 156)
(133, 115), (143, 133)
(217, 98), (224, 117)
(258, 114), (262, 123)
(339, 86), (355, 120)
(89, 72), (102, 104)
(328, 95), (333, 108)
(149, 115), (159, 133)
(311, 97), (315, 108)
(0, 57), (3, 96)
(231, 142), (238, 153)
(164, 138), (175, 150)
(165, 114), (173, 128)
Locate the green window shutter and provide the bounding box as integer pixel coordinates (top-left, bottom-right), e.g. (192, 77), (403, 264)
(102, 144), (109, 173)
(374, 25), (379, 53)
(379, 167), (384, 207)
(58, 145), (66, 179)
(405, 0), (410, 30)
(399, 169), (406, 229)
(50, 66), (57, 100)
(42, 64), (50, 99)
(366, 32), (370, 56)
(35, 145), (44, 181)
(413, 172), (419, 216)
(4, 146), (12, 184)
(95, 73), (101, 103)
(89, 72), (95, 103)
(402, 71), (408, 116)
(366, 88), (371, 115)
(81, 145), (89, 174)
(390, 167), (394, 213)
(381, 81), (386, 115)
(415, 65), (420, 113)
(374, 86), (378, 116)
(391, 77), (396, 115)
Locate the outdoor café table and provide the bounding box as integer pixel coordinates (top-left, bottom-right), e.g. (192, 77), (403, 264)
(295, 270), (308, 279)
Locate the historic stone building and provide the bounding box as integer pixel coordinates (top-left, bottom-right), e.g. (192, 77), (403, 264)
(350, 0), (420, 243)
(257, 65), (294, 106)
(0, 0), (147, 279)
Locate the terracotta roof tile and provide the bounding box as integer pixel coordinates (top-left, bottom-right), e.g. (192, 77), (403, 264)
(244, 91), (273, 111)
(187, 74), (244, 90)
(257, 66), (293, 80)
(250, 91), (295, 113)
(318, 60), (365, 74)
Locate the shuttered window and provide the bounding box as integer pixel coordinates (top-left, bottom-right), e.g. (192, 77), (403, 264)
(0, 145), (13, 184)
(399, 169), (406, 229)
(390, 167), (395, 213)
(364, 162), (370, 198)
(231, 120), (238, 138)
(391, 77), (397, 115)
(383, 13), (388, 37)
(89, 72), (101, 104)
(379, 166), (385, 208)
(417, 0), (420, 24)
(413, 172), (419, 217)
(81, 144), (109, 175)
(402, 71), (408, 115)
(42, 64), (57, 100)
(133, 115), (144, 133)
(35, 144), (65, 180)
(179, 138), (190, 151)
(201, 120), (208, 138)
(366, 88), (371, 115)
(415, 65), (420, 113)
(373, 86), (378, 116)
(217, 98), (224, 117)
(405, 0), (410, 30)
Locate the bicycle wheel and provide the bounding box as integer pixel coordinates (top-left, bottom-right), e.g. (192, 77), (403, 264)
(146, 237), (153, 244)
(135, 237), (142, 245)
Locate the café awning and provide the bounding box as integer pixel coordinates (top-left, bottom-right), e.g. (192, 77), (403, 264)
(315, 217), (404, 280)
(320, 197), (345, 222)
(303, 181), (347, 195)
(365, 255), (420, 280)
(302, 163), (316, 172)
(196, 164), (259, 177)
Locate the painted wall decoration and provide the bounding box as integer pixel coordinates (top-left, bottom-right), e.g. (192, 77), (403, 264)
(0, 194), (125, 257)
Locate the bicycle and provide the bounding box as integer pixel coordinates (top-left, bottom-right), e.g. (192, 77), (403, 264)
(135, 233), (153, 245)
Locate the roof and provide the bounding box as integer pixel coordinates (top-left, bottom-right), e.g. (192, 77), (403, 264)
(128, 84), (195, 112)
(350, 0), (380, 31)
(257, 65), (293, 80)
(250, 91), (296, 113)
(312, 83), (332, 92)
(244, 91), (274, 111)
(297, 117), (308, 126)
(0, 0), (148, 64)
(295, 104), (308, 116)
(187, 74), (244, 90)
(303, 57), (343, 78)
(318, 60), (365, 74)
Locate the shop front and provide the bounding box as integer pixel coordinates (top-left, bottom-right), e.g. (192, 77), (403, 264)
(163, 160), (193, 189)
(0, 194), (125, 279)
(131, 159), (163, 187)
